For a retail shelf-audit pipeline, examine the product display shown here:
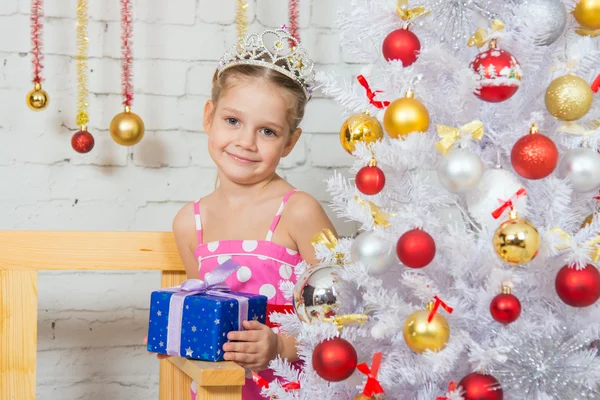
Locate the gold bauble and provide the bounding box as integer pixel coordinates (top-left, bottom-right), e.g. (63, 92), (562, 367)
(403, 305), (450, 354)
(573, 0), (600, 30)
(26, 83), (49, 111)
(340, 113), (384, 154)
(492, 211), (540, 265)
(545, 75), (593, 121)
(109, 107), (145, 146)
(383, 90), (430, 139)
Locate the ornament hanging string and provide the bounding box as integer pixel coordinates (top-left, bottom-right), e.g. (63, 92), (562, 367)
(357, 352), (385, 397)
(436, 381), (458, 400)
(592, 74), (600, 93)
(357, 75), (390, 109)
(30, 0), (44, 84)
(288, 0), (300, 47)
(120, 0), (133, 108)
(76, 0), (89, 127)
(427, 296), (453, 323)
(236, 0), (248, 41)
(492, 188), (527, 219)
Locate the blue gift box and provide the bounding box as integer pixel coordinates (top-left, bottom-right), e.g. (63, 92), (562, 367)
(146, 260), (267, 361)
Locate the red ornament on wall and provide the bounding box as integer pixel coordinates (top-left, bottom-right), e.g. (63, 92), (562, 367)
(396, 229), (436, 268)
(490, 286), (521, 325)
(511, 124), (558, 180)
(382, 27), (421, 67)
(71, 129), (95, 154)
(458, 372), (504, 400)
(469, 42), (522, 103)
(312, 337), (358, 382)
(555, 264), (600, 307)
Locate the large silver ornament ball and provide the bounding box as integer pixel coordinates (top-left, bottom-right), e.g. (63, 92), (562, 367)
(515, 0), (567, 46)
(350, 230), (398, 276)
(437, 148), (484, 194)
(558, 148), (600, 193)
(293, 263), (340, 323)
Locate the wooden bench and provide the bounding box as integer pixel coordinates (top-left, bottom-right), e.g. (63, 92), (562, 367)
(0, 231), (244, 400)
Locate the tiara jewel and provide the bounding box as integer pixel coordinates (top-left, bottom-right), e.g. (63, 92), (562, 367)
(217, 28), (316, 99)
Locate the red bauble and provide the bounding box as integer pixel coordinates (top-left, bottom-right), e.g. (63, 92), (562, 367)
(71, 129), (95, 154)
(312, 337), (357, 382)
(469, 47), (522, 103)
(382, 28), (421, 67)
(490, 292), (521, 325)
(458, 373), (504, 400)
(555, 264), (600, 307)
(356, 165), (385, 195)
(396, 229), (436, 268)
(511, 128), (558, 180)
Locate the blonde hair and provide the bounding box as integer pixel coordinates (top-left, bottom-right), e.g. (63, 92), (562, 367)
(211, 62), (309, 133)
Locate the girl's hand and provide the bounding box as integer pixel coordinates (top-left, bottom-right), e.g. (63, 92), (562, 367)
(223, 320), (280, 371)
(143, 336), (171, 360)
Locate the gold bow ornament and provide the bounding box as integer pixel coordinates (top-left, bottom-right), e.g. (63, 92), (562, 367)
(549, 227), (600, 263)
(354, 196), (393, 228)
(311, 228), (347, 264)
(468, 19), (505, 48)
(396, 0), (429, 21)
(435, 120), (484, 155)
(557, 120), (600, 136)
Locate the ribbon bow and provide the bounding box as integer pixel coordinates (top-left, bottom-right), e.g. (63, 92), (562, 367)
(357, 75), (390, 109)
(557, 121), (600, 136)
(468, 19), (504, 48)
(427, 296), (454, 323)
(492, 188), (527, 220)
(357, 352), (385, 397)
(436, 381), (458, 400)
(355, 196), (393, 228)
(311, 228), (338, 251)
(396, 0), (429, 21)
(592, 75), (600, 93)
(177, 259), (241, 294)
(251, 372), (300, 392)
(435, 120), (484, 155)
(549, 228), (600, 263)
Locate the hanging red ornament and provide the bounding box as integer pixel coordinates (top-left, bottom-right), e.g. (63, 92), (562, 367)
(555, 264), (600, 307)
(382, 27), (421, 67)
(396, 229), (436, 268)
(71, 129), (95, 154)
(469, 39), (522, 103)
(490, 285), (521, 325)
(356, 157), (385, 195)
(458, 372), (504, 400)
(511, 123), (558, 180)
(312, 337), (357, 382)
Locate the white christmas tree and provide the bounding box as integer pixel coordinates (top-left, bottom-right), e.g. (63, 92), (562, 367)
(265, 1), (600, 399)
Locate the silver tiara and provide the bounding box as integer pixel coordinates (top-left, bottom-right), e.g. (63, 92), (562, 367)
(217, 28), (316, 99)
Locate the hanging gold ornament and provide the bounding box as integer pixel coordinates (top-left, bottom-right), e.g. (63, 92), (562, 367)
(545, 74), (593, 121)
(26, 82), (49, 111)
(340, 113), (384, 154)
(573, 0), (600, 35)
(109, 106), (145, 146)
(403, 301), (450, 354)
(493, 210), (540, 265)
(383, 89), (430, 139)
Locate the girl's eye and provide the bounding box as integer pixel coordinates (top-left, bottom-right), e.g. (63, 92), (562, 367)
(260, 128), (277, 137)
(226, 117), (240, 126)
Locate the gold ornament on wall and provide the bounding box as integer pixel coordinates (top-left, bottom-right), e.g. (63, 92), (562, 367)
(110, 106), (145, 146)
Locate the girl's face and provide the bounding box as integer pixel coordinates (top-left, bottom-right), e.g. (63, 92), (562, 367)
(204, 76), (301, 186)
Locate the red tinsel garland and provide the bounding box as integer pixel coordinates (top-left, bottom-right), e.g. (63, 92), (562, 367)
(288, 0), (300, 47)
(30, 0), (44, 84)
(120, 0), (133, 107)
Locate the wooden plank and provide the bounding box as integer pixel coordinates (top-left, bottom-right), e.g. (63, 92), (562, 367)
(168, 358), (245, 386)
(0, 270), (38, 400)
(0, 231), (183, 271)
(159, 271), (192, 400)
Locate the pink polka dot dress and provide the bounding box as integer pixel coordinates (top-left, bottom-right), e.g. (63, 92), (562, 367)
(190, 190), (302, 400)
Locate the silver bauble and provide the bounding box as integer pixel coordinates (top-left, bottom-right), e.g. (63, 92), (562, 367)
(558, 148), (600, 193)
(437, 148), (484, 194)
(515, 0), (567, 46)
(293, 263), (340, 323)
(350, 230), (398, 276)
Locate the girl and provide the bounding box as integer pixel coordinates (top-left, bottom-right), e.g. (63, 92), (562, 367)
(172, 29), (336, 399)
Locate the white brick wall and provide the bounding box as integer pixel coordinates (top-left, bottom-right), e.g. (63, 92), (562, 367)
(0, 1), (356, 398)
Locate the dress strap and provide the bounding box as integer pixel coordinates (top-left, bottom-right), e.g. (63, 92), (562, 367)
(265, 189), (298, 241)
(193, 201), (203, 245)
